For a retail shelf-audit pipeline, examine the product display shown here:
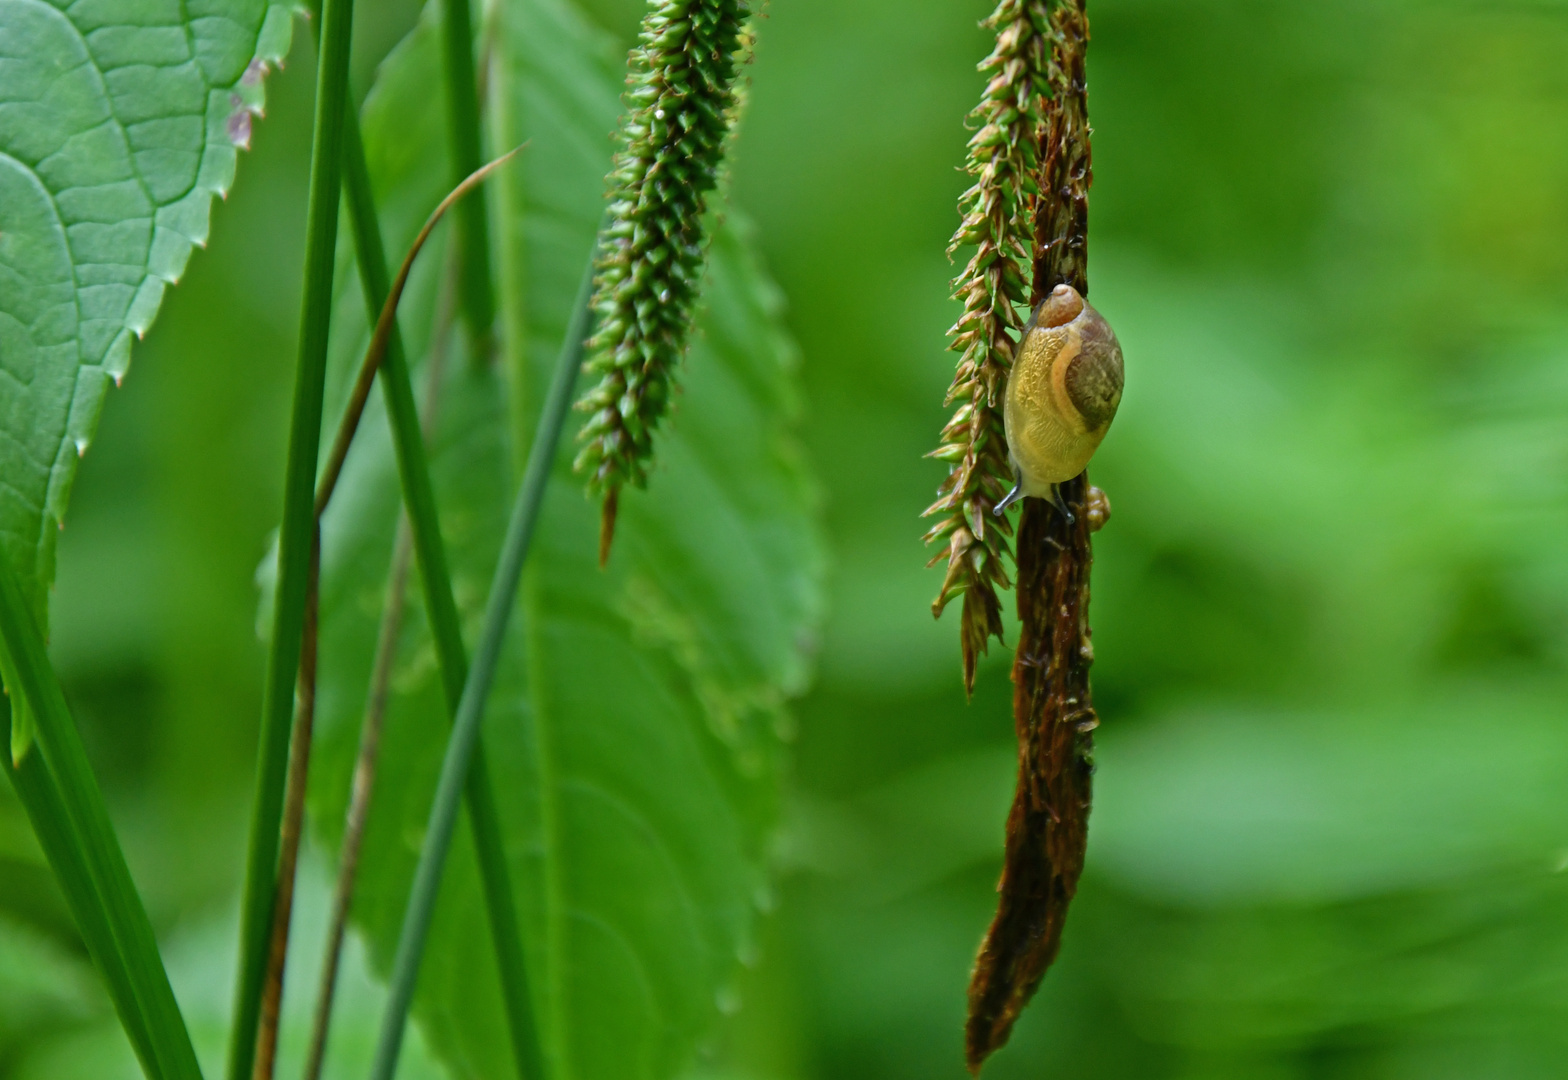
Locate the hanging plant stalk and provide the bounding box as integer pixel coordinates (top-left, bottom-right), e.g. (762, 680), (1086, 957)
(924, 0), (1052, 695)
(574, 0), (751, 564)
(966, 0), (1110, 1071)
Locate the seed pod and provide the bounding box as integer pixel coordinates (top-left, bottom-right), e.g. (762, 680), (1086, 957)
(574, 0), (751, 564)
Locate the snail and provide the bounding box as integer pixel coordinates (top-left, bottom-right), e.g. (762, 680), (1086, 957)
(994, 283), (1124, 520)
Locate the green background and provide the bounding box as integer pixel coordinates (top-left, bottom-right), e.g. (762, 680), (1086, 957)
(5, 0), (1568, 1076)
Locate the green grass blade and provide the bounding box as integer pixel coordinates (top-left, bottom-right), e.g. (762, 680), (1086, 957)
(440, 0), (497, 353)
(339, 107), (543, 1080)
(0, 557), (203, 1080)
(1, 701), (153, 1073)
(367, 250), (596, 1080)
(227, 0), (358, 1075)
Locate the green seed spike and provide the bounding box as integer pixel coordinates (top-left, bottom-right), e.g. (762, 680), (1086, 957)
(574, 0), (751, 563)
(923, 0), (1053, 695)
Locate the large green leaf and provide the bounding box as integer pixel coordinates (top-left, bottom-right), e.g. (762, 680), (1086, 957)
(305, 3), (821, 1079)
(0, 0), (295, 621)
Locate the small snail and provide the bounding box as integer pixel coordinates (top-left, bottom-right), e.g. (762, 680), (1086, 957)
(994, 283), (1124, 520)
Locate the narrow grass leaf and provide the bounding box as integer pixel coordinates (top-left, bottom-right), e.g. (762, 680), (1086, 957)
(1, 701), (154, 1074)
(335, 109), (543, 1079)
(227, 0), (357, 1076)
(0, 555), (202, 1080)
(366, 240), (595, 1080)
(437, 0), (498, 350)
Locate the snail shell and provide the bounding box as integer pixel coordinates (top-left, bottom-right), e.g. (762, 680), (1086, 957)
(1003, 283), (1124, 495)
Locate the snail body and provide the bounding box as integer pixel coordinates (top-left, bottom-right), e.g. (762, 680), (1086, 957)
(996, 284), (1124, 515)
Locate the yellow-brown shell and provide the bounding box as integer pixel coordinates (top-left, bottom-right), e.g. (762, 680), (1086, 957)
(1003, 284), (1124, 494)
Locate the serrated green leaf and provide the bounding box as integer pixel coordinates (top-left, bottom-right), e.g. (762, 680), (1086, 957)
(303, 2), (822, 1078)
(0, 0), (295, 624)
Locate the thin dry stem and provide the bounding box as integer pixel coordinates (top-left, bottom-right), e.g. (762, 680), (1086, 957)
(253, 530), (321, 1080)
(301, 249), (458, 1080)
(253, 152), (500, 1080)
(301, 523), (411, 1080)
(316, 148), (520, 517)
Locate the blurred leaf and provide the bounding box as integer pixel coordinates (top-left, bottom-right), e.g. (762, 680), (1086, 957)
(304, 3), (822, 1080)
(0, 0), (295, 625)
(1072, 868), (1568, 1058)
(0, 909), (102, 1065)
(801, 693), (1568, 910)
(1083, 258), (1568, 713)
(1091, 696), (1568, 904)
(776, 694), (1568, 1079)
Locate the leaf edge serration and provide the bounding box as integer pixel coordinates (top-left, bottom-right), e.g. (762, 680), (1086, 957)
(35, 1), (301, 613)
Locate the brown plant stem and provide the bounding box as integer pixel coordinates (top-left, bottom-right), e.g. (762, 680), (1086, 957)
(1031, 0), (1090, 303)
(965, 0), (1097, 1071)
(301, 524), (410, 1080)
(965, 479), (1098, 1070)
(252, 150), (502, 1080)
(302, 251), (458, 1080)
(253, 529), (322, 1080)
(314, 148), (519, 519)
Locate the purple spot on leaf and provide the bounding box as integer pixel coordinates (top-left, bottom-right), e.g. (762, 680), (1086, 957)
(228, 109), (252, 149)
(242, 59), (267, 86)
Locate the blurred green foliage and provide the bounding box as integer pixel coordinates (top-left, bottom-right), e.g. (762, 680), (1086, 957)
(4, 0), (1568, 1077)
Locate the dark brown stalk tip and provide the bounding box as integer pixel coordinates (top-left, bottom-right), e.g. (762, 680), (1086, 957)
(965, 478), (1096, 1072)
(598, 485), (620, 569)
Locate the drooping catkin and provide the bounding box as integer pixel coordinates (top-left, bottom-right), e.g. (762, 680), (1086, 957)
(924, 0), (1052, 694)
(575, 0), (751, 564)
(966, 1), (1097, 1070)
